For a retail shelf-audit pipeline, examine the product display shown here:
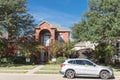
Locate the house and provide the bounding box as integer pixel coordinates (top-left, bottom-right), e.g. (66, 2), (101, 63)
(35, 21), (70, 63)
(71, 41), (97, 59)
(114, 39), (120, 62)
(35, 21), (70, 44)
(0, 21), (70, 63)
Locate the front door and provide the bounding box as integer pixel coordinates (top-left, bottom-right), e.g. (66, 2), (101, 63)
(40, 51), (49, 63)
(40, 51), (45, 62)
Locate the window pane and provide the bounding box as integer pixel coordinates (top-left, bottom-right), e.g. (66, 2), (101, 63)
(68, 60), (75, 64)
(85, 61), (93, 66)
(76, 60), (85, 65)
(68, 61), (72, 63)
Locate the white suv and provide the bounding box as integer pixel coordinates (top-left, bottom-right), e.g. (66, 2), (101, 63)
(60, 58), (114, 79)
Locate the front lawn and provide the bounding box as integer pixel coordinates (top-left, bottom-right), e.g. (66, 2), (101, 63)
(40, 64), (60, 70)
(0, 64), (38, 73)
(112, 66), (120, 76)
(35, 64), (60, 74)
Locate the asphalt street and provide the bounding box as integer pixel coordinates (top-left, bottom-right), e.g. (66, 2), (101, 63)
(0, 74), (119, 80)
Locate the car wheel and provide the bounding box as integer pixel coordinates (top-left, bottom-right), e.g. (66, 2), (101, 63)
(100, 71), (110, 79)
(65, 70), (75, 79)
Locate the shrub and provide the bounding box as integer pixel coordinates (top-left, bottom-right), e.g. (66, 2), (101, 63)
(0, 56), (14, 64)
(13, 56), (26, 64)
(94, 42), (115, 64)
(48, 60), (54, 64)
(56, 57), (66, 64)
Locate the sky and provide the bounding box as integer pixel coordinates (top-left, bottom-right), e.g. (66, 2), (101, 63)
(27, 0), (88, 29)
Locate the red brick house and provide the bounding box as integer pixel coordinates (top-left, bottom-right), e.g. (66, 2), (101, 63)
(35, 21), (70, 62)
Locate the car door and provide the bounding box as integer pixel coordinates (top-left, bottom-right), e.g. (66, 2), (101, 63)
(83, 60), (99, 75)
(75, 60), (87, 75)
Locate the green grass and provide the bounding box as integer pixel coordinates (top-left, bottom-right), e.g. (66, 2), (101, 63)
(0, 64), (38, 73)
(0, 64), (38, 70)
(35, 71), (59, 74)
(113, 67), (120, 72)
(0, 70), (27, 73)
(114, 72), (120, 76)
(35, 64), (60, 74)
(40, 64), (60, 70)
(112, 66), (120, 76)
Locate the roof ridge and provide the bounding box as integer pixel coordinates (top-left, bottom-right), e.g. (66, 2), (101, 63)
(51, 24), (70, 31)
(35, 20), (70, 32)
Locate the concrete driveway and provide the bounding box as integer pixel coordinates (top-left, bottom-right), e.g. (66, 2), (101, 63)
(0, 74), (119, 80)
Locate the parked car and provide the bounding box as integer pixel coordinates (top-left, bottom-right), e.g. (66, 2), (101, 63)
(60, 58), (114, 79)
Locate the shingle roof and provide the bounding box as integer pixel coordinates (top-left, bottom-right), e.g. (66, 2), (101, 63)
(36, 21), (70, 32)
(51, 24), (70, 32)
(75, 42), (86, 47)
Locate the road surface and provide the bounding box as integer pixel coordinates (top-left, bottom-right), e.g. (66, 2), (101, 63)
(0, 74), (119, 80)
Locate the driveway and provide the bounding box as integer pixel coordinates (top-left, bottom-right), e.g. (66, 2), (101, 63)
(0, 74), (119, 80)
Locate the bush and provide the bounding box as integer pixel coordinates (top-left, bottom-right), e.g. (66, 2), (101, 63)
(0, 56), (14, 64)
(13, 56), (26, 64)
(48, 60), (54, 64)
(94, 42), (115, 64)
(56, 57), (66, 64)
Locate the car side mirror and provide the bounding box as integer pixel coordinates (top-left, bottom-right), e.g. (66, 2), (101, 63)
(93, 64), (96, 67)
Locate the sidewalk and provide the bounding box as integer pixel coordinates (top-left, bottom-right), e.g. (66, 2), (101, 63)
(26, 65), (44, 74)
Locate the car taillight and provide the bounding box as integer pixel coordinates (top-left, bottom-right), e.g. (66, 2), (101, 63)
(61, 64), (65, 67)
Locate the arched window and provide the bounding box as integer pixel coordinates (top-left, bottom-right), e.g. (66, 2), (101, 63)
(40, 30), (51, 46)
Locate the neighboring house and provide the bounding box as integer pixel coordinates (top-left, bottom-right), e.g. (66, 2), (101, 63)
(35, 21), (70, 63)
(71, 41), (97, 59)
(72, 40), (120, 62)
(114, 39), (120, 62)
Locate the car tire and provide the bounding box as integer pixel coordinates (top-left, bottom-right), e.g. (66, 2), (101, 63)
(100, 70), (110, 79)
(65, 70), (75, 79)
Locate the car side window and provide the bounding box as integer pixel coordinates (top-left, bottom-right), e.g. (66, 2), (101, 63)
(84, 60), (94, 66)
(68, 60), (75, 64)
(76, 60), (85, 65)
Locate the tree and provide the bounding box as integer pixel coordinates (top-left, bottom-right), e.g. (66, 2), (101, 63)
(94, 42), (115, 64)
(62, 41), (75, 57)
(0, 38), (7, 55)
(0, 0), (34, 38)
(49, 41), (60, 58)
(48, 40), (75, 58)
(71, 0), (120, 42)
(0, 25), (8, 55)
(71, 0), (120, 64)
(0, 0), (34, 56)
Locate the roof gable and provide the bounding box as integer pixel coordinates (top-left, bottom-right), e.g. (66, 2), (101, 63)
(35, 21), (51, 29)
(51, 24), (70, 32)
(36, 20), (70, 32)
